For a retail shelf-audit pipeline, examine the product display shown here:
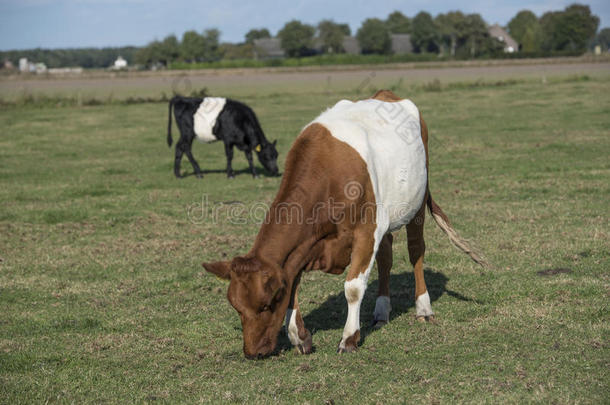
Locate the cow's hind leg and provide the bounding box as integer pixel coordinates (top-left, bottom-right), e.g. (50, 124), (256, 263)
(373, 233), (393, 328)
(225, 143), (235, 178)
(285, 275), (312, 354)
(338, 227), (378, 353)
(185, 148), (203, 178)
(174, 145), (184, 178)
(407, 203), (434, 321)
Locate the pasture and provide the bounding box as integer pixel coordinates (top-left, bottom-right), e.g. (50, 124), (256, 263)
(0, 64), (609, 403)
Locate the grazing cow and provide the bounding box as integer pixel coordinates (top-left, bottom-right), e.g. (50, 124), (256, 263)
(167, 96), (279, 178)
(203, 90), (487, 358)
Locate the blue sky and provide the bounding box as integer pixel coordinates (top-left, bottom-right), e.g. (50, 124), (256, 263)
(1, 0), (608, 50)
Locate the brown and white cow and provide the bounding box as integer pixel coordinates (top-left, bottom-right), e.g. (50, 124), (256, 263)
(203, 90), (486, 358)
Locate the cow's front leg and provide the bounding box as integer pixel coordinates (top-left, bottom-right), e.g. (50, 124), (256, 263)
(285, 278), (312, 354)
(224, 143), (235, 178)
(285, 307), (312, 354)
(338, 230), (378, 353)
(245, 149), (258, 178)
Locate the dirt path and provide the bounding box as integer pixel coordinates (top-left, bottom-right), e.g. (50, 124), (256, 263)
(1, 59), (609, 99)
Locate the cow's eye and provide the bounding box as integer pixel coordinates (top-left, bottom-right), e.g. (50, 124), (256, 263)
(261, 304), (271, 312)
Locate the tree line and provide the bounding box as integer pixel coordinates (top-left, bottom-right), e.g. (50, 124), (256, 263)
(1, 3), (606, 69)
(135, 3), (604, 66)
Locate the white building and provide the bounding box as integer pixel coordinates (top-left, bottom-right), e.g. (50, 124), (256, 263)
(35, 63), (47, 74)
(488, 24), (519, 53)
(19, 58), (29, 72)
(112, 56), (128, 70)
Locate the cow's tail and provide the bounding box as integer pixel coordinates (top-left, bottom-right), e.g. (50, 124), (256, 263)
(167, 97), (175, 147)
(426, 193), (489, 267)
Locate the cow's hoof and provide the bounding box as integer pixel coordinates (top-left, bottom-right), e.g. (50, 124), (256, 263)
(372, 319), (387, 329)
(228, 175), (235, 179)
(416, 315), (436, 323)
(195, 173), (203, 179)
(296, 330), (313, 354)
(337, 343), (358, 354)
(337, 330), (360, 353)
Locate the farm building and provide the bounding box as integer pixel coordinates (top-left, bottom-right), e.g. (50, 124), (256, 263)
(253, 38), (284, 59)
(112, 56), (128, 69)
(488, 24), (518, 53)
(342, 36), (361, 54)
(391, 34), (413, 54)
(253, 34), (414, 58)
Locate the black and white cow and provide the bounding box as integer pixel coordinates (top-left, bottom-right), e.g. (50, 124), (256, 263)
(167, 96), (279, 178)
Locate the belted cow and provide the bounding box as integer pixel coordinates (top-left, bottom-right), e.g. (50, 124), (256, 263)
(167, 96), (279, 178)
(203, 90), (487, 358)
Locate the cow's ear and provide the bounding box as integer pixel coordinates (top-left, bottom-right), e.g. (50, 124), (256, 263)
(202, 260), (232, 280)
(272, 140), (277, 147)
(231, 256), (261, 274)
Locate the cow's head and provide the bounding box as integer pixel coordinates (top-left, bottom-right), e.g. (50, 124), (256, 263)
(256, 140), (279, 176)
(202, 256), (290, 358)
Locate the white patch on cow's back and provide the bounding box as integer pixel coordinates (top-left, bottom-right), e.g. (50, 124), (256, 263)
(310, 98), (427, 350)
(312, 98), (428, 233)
(194, 97), (226, 143)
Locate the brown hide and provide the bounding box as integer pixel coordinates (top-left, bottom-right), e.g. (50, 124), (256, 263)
(204, 123), (376, 358)
(203, 89), (487, 357)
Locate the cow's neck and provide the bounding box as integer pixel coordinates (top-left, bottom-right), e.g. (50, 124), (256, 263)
(251, 185), (330, 281)
(256, 132), (267, 147)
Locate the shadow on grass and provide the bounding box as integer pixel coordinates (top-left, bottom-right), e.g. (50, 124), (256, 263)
(180, 167), (281, 178)
(277, 268), (481, 352)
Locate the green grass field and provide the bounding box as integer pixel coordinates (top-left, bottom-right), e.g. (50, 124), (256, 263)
(0, 71), (608, 403)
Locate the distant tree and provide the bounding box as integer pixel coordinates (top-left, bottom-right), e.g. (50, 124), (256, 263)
(135, 40), (164, 66)
(134, 46), (149, 66)
(159, 35), (180, 65)
(180, 29), (220, 62)
(560, 4), (599, 50)
(435, 11), (466, 56)
(337, 24), (351, 36)
(463, 13), (490, 57)
(318, 20), (349, 53)
(278, 20), (315, 57)
(245, 28), (271, 44)
(180, 30), (205, 62)
(596, 27), (610, 50)
(508, 10), (539, 46)
(541, 4), (599, 51)
(202, 29), (221, 61)
(540, 11), (563, 51)
(386, 11), (411, 34)
(520, 23), (544, 52)
(219, 43), (255, 59)
(411, 12), (439, 53)
(356, 18), (391, 54)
